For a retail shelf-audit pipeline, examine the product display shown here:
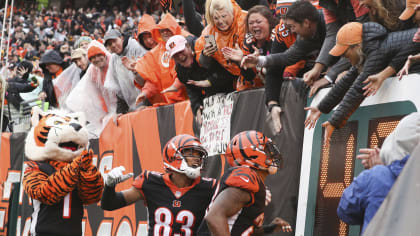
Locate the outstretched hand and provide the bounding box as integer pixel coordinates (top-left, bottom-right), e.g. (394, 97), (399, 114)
(136, 92), (146, 105)
(356, 147), (383, 169)
(121, 56), (137, 72)
(397, 55), (412, 80)
(309, 78), (329, 97)
(17, 66), (29, 76)
(271, 217), (293, 233)
(304, 106), (321, 129)
(303, 67), (321, 86)
(221, 43), (243, 62)
(105, 166), (134, 187)
(161, 85), (179, 93)
(240, 45), (260, 70)
(270, 106), (282, 134)
(187, 80), (211, 87)
(322, 121), (335, 147)
(196, 106), (203, 126)
(363, 74), (386, 97)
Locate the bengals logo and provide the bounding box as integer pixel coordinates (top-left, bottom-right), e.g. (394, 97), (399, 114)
(161, 51), (171, 68)
(169, 42), (176, 49)
(277, 7), (288, 16)
(172, 200), (181, 208)
(245, 33), (254, 44)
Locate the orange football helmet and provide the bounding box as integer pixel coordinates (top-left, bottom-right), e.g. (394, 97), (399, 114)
(226, 131), (283, 171)
(162, 134), (208, 179)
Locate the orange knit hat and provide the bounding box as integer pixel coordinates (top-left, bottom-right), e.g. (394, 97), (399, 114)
(87, 45), (106, 60)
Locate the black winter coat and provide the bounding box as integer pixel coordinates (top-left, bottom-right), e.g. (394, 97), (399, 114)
(6, 76), (38, 109)
(318, 22), (419, 128)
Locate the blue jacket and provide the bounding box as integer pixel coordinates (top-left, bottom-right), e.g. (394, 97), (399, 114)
(337, 155), (409, 233)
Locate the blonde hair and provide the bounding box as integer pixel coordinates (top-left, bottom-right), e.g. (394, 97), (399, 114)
(350, 43), (365, 72)
(205, 0), (234, 26)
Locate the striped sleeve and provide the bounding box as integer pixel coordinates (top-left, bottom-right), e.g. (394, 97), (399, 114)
(23, 160), (80, 205)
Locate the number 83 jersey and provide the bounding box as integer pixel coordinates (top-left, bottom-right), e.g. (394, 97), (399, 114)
(132, 170), (217, 236)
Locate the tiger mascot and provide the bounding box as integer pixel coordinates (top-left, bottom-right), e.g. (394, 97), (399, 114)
(22, 106), (103, 236)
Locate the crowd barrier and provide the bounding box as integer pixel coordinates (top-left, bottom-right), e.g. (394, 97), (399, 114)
(0, 81), (307, 236)
(3, 74), (420, 236)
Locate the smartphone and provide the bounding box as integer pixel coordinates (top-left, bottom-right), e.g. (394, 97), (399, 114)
(204, 35), (217, 49)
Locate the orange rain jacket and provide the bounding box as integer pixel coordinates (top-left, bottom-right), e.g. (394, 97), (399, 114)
(135, 14), (188, 105)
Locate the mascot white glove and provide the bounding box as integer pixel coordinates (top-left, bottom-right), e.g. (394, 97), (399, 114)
(105, 166), (134, 187)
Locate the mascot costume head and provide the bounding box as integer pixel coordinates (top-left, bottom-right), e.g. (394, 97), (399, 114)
(25, 106), (89, 162)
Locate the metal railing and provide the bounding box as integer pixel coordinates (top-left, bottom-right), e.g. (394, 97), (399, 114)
(10, 99), (48, 133)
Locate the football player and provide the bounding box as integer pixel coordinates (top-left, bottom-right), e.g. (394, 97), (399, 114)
(101, 134), (216, 235)
(205, 130), (292, 235)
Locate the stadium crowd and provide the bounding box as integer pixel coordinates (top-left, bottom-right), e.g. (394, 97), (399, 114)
(0, 0), (419, 234)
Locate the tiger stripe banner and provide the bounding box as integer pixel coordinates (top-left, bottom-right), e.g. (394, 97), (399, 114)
(0, 81), (307, 236)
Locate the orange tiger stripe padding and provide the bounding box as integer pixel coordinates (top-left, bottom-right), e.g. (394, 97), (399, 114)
(23, 158), (82, 205)
(78, 165), (104, 205)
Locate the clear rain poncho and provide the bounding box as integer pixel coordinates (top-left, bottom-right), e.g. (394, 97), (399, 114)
(65, 41), (117, 137)
(104, 37), (147, 111)
(53, 63), (82, 110)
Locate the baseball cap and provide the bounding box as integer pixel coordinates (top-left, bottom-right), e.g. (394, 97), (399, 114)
(71, 48), (87, 61)
(329, 22), (363, 57)
(104, 29), (122, 46)
(166, 35), (187, 58)
(399, 0), (420, 20)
